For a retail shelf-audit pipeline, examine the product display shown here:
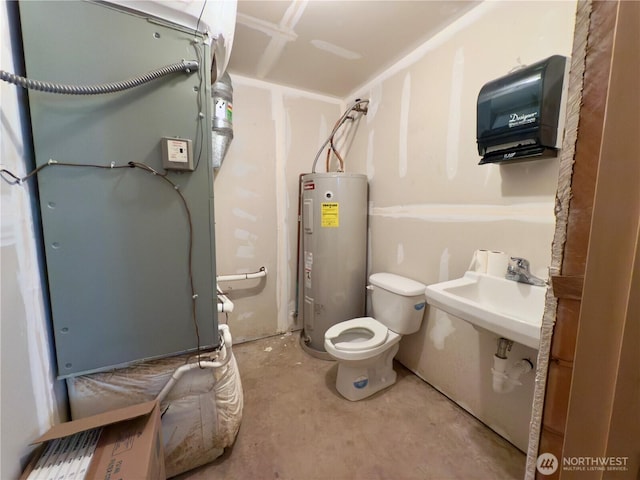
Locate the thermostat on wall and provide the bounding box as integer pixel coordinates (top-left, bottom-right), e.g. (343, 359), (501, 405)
(161, 137), (194, 171)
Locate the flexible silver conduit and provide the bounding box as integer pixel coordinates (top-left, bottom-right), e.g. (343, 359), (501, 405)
(0, 60), (199, 95)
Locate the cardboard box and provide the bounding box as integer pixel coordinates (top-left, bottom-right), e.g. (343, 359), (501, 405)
(21, 400), (165, 480)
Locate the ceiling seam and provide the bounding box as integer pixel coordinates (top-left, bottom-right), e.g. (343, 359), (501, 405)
(256, 1), (308, 79)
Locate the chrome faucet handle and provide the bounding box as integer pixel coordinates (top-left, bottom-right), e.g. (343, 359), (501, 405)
(509, 257), (530, 270)
(506, 257), (546, 286)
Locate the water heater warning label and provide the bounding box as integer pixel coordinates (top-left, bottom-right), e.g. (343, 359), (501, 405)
(321, 203), (339, 227)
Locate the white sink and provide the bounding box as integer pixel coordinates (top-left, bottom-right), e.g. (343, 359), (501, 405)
(424, 271), (546, 349)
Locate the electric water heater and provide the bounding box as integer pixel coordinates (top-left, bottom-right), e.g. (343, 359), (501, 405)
(300, 173), (368, 358)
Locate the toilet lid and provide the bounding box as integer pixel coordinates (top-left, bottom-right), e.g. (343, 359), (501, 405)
(325, 317), (388, 351)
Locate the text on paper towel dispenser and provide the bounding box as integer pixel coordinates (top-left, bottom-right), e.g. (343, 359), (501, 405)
(476, 55), (568, 165)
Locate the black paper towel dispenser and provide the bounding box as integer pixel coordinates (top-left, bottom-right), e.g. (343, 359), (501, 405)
(476, 55), (568, 165)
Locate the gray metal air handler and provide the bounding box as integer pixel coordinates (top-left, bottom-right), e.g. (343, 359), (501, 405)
(18, 1), (219, 377)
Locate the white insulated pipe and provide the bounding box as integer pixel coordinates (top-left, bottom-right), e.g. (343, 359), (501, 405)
(217, 285), (234, 313)
(217, 266), (267, 282)
(155, 324), (233, 404)
(216, 267), (267, 313)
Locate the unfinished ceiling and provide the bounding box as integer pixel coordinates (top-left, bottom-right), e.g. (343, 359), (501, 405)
(227, 0), (481, 98)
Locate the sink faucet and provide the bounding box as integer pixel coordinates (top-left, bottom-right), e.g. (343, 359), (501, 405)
(505, 257), (547, 286)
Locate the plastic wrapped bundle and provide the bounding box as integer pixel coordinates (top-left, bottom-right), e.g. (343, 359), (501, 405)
(66, 346), (243, 477)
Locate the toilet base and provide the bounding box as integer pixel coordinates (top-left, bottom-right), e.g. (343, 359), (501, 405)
(335, 344), (399, 401)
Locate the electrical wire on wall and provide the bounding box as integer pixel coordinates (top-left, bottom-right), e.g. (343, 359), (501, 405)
(191, 37), (206, 170)
(311, 98), (370, 173)
(0, 160), (206, 365)
(193, 0), (208, 45)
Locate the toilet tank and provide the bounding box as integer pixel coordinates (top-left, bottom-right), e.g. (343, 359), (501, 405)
(369, 273), (426, 334)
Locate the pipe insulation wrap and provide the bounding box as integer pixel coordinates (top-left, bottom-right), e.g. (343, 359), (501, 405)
(0, 60), (199, 95)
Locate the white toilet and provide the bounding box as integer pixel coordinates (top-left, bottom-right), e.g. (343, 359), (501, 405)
(324, 273), (426, 401)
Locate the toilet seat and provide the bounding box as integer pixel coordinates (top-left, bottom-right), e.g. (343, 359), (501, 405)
(324, 317), (388, 351)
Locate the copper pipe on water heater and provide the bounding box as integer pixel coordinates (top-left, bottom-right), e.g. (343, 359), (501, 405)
(312, 99), (369, 173)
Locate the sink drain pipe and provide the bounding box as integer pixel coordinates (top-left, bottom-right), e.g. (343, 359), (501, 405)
(492, 338), (534, 394)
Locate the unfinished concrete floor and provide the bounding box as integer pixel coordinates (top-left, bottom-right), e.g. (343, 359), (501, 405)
(177, 333), (525, 480)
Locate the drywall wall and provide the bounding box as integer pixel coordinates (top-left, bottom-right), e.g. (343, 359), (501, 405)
(345, 1), (577, 451)
(214, 75), (341, 342)
(0, 3), (67, 477)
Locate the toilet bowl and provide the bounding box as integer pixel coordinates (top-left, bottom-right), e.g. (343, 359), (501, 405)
(324, 273), (426, 401)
